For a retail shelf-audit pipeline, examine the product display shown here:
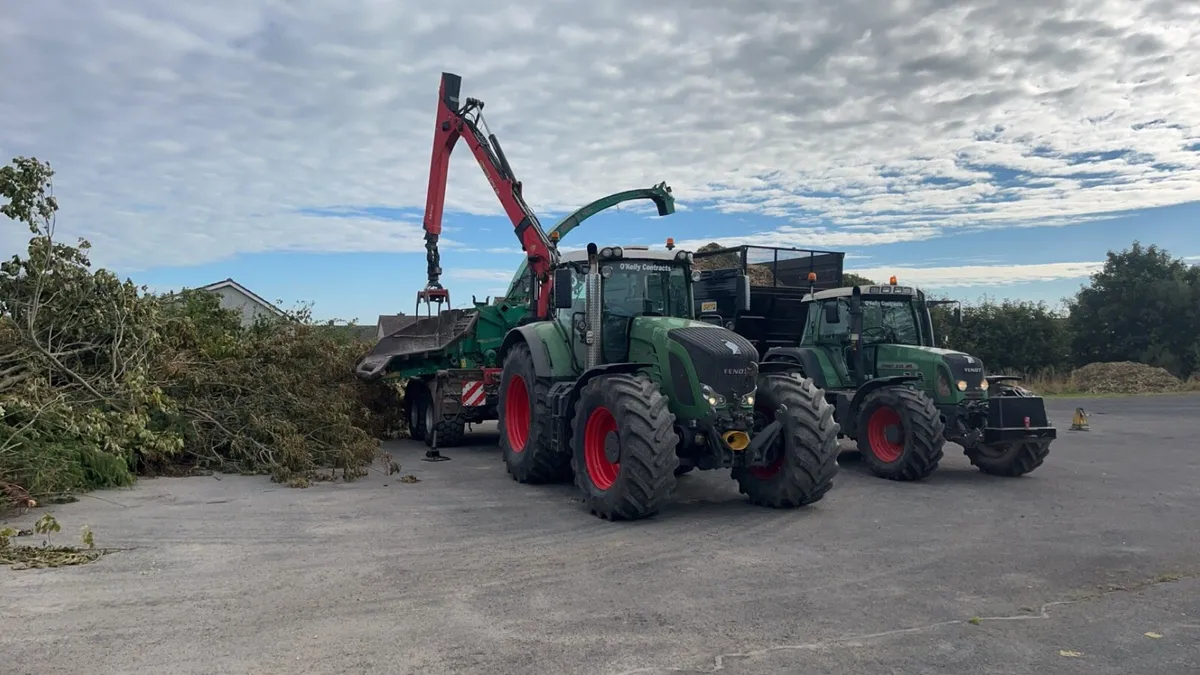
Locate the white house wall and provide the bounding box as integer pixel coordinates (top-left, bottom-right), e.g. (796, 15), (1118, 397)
(211, 286), (279, 327)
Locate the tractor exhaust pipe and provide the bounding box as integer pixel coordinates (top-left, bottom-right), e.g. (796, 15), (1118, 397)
(849, 286), (865, 386)
(585, 242), (601, 370)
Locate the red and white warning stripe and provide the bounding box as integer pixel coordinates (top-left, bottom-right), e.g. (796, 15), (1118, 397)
(461, 381), (486, 407)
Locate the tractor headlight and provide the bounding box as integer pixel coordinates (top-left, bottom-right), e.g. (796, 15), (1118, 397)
(741, 390), (756, 407)
(957, 380), (968, 391)
(980, 379), (989, 391)
(611, 246), (623, 258)
(600, 247), (613, 258)
(675, 250), (693, 263)
(700, 384), (725, 407)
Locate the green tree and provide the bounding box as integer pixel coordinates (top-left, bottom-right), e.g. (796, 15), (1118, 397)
(960, 299), (1071, 373)
(1067, 242), (1200, 377)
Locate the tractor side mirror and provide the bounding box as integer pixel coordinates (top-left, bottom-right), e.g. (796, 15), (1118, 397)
(823, 302), (840, 325)
(553, 268), (574, 309)
(736, 273), (751, 312)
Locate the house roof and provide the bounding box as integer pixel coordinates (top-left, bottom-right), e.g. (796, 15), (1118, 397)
(377, 314), (419, 335)
(198, 278), (287, 316)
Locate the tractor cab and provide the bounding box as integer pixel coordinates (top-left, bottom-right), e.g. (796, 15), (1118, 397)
(550, 245), (698, 366)
(800, 279), (942, 388)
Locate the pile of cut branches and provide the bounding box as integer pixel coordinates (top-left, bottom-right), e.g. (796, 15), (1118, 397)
(1, 156), (402, 508)
(693, 242), (777, 286)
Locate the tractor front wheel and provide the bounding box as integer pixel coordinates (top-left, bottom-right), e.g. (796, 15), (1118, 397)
(571, 373), (679, 520)
(732, 374), (840, 508)
(498, 343), (571, 483)
(965, 440), (1051, 477)
(856, 385), (945, 480)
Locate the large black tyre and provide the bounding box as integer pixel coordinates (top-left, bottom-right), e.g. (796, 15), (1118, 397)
(856, 385), (945, 481)
(403, 380), (431, 442)
(571, 373), (679, 520)
(965, 440), (1051, 477)
(498, 342), (572, 483)
(425, 415), (466, 448)
(732, 374), (840, 508)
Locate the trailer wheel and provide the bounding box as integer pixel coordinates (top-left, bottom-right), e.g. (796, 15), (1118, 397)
(498, 342), (571, 483)
(425, 415), (466, 448)
(733, 374), (840, 508)
(403, 380), (431, 442)
(571, 373), (678, 520)
(856, 385), (945, 481)
(965, 440), (1051, 477)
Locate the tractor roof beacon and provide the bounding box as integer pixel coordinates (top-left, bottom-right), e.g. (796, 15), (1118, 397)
(367, 72), (843, 521)
(692, 244), (1057, 482)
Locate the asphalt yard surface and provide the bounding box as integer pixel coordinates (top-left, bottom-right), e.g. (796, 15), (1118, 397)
(3, 395), (1199, 674)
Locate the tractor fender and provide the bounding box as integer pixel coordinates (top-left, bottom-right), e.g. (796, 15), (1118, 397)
(500, 325), (554, 378)
(985, 374), (1023, 385)
(559, 362), (653, 410)
(549, 362), (654, 445)
(757, 361), (805, 376)
(763, 347), (827, 388)
(848, 375), (922, 421)
(571, 362), (652, 395)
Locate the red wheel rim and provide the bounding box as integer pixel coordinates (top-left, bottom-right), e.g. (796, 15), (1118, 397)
(584, 406), (620, 490)
(867, 406), (904, 462)
(750, 404), (783, 479)
(505, 375), (530, 452)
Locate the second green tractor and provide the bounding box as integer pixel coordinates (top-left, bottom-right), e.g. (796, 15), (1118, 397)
(692, 244), (1058, 482)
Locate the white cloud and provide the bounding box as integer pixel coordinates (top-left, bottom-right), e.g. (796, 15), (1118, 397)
(444, 268), (516, 282)
(2, 1), (1200, 270)
(848, 261), (1103, 287)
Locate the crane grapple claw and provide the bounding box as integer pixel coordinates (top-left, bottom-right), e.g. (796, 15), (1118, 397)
(416, 287), (451, 316)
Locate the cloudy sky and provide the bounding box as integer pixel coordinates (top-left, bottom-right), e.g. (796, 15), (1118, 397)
(2, 0), (1199, 323)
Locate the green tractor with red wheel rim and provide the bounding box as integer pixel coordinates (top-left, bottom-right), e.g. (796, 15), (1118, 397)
(690, 244), (1057, 481)
(496, 242), (842, 521)
(764, 280), (1057, 481)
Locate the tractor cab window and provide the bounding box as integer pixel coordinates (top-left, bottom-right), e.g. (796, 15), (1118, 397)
(860, 299), (921, 346)
(816, 300), (850, 342)
(554, 267), (588, 332)
(601, 261), (691, 320)
(600, 261), (691, 363)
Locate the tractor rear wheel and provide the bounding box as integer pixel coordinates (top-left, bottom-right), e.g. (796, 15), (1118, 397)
(498, 342), (571, 483)
(403, 380), (431, 442)
(856, 385), (945, 481)
(965, 440), (1051, 477)
(571, 373), (678, 520)
(733, 374), (840, 508)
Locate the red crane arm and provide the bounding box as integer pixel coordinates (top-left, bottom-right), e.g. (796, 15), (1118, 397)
(420, 72), (558, 318)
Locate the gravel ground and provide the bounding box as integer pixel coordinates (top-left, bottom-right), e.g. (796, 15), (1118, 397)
(3, 394), (1198, 674)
